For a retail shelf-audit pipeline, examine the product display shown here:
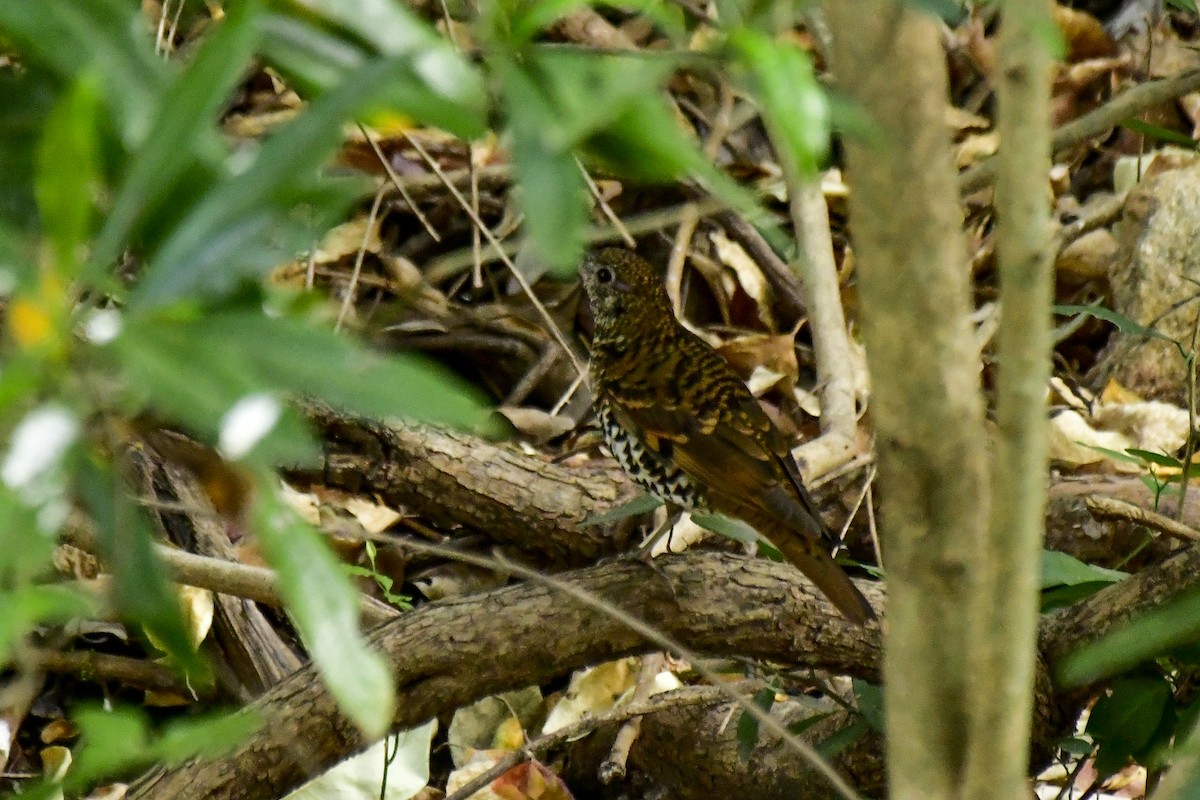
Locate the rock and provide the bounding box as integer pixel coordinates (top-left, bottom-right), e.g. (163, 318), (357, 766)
(1087, 161), (1200, 404)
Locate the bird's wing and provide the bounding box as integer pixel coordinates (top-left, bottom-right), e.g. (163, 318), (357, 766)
(607, 377), (874, 624)
(608, 379), (830, 538)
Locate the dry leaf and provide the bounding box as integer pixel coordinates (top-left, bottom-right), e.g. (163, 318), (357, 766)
(312, 216), (381, 263)
(541, 659), (637, 735)
(280, 483), (322, 525)
(1054, 5), (1117, 62)
(718, 332), (799, 385)
(39, 719), (78, 745)
(493, 761), (575, 800)
(1048, 409), (1136, 469)
(446, 751), (507, 800)
(709, 230), (773, 329)
(342, 497), (401, 535)
(497, 407), (576, 444)
(956, 132), (998, 169)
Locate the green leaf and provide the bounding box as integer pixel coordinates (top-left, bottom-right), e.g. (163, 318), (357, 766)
(1057, 736), (1094, 757)
(816, 717), (870, 758)
(514, 139), (589, 275)
(787, 710), (834, 737)
(0, 585), (94, 662)
(1136, 698), (1177, 771)
(348, 541), (413, 609)
(902, 0), (968, 23)
(494, 49), (661, 274)
(0, 65), (58, 235)
(1167, 0), (1199, 11)
(495, 45), (780, 272)
(691, 511), (761, 547)
(258, 2), (486, 138)
(495, 0), (589, 44)
(1041, 550), (1126, 589)
(578, 493), (663, 527)
(1125, 448), (1183, 468)
(113, 309), (489, 446)
(155, 709), (261, 765)
(1054, 303), (1187, 360)
(1083, 444), (1150, 466)
(1177, 693), (1200, 749)
(0, 0), (166, 143)
(91, 0), (264, 272)
(852, 679), (885, 731)
(35, 74), (101, 276)
(282, 0), (484, 110)
(67, 706), (154, 789)
(0, 483), (57, 583)
(1121, 117), (1199, 149)
(75, 456), (207, 678)
(1086, 674), (1172, 776)
(1059, 586), (1200, 686)
(736, 686), (776, 761)
(728, 29), (829, 179)
(510, 50), (676, 152)
(1040, 580), (1112, 612)
(131, 57), (419, 309)
(1120, 448), (1200, 481)
(65, 705), (258, 791)
(251, 478), (395, 736)
(258, 12), (367, 95)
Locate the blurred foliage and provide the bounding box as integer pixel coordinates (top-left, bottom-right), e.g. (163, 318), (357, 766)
(0, 0), (839, 791)
(5, 0), (1197, 793)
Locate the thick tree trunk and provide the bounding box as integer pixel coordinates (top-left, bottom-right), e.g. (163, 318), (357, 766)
(965, 1), (1057, 797)
(822, 4), (989, 799)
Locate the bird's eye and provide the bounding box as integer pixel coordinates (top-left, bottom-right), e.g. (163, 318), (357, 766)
(595, 266), (614, 284)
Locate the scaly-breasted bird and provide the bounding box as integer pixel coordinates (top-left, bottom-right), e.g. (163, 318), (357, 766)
(579, 248), (875, 625)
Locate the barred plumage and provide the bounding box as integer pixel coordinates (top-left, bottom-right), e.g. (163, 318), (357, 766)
(580, 248), (875, 625)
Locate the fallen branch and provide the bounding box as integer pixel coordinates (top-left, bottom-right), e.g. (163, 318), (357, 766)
(126, 553), (882, 800)
(960, 67), (1200, 194)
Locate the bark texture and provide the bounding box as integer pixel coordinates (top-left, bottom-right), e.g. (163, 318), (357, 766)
(823, 4), (988, 799)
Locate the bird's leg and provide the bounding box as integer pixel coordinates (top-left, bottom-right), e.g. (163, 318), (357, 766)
(630, 503), (684, 596)
(633, 503), (681, 561)
(637, 501), (683, 560)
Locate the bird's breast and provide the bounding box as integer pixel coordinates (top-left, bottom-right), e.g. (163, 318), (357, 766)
(597, 402), (703, 510)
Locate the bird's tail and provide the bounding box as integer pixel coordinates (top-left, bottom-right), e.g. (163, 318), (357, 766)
(761, 522), (876, 626)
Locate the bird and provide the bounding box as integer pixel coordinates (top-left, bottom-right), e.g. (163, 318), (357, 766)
(579, 247), (875, 625)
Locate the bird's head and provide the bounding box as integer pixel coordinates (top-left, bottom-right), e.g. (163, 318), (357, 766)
(579, 248), (674, 338)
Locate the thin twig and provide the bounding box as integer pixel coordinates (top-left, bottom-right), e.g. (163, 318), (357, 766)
(666, 204), (701, 318)
(154, 0), (171, 55)
(356, 123), (441, 243)
(471, 145), (484, 288)
(549, 367), (589, 416)
(63, 526), (399, 626)
(401, 132), (586, 377)
(599, 653), (666, 783)
(960, 67), (1200, 194)
(837, 465), (876, 549)
(336, 184), (386, 332)
(165, 0), (186, 57)
(578, 159), (635, 248)
(33, 648), (193, 695)
(866, 480), (882, 570)
(1052, 192), (1127, 253)
(1176, 305), (1200, 520)
(423, 196), (732, 283)
(1087, 495), (1200, 542)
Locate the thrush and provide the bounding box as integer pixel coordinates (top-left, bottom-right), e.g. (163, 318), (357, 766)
(579, 248), (875, 625)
